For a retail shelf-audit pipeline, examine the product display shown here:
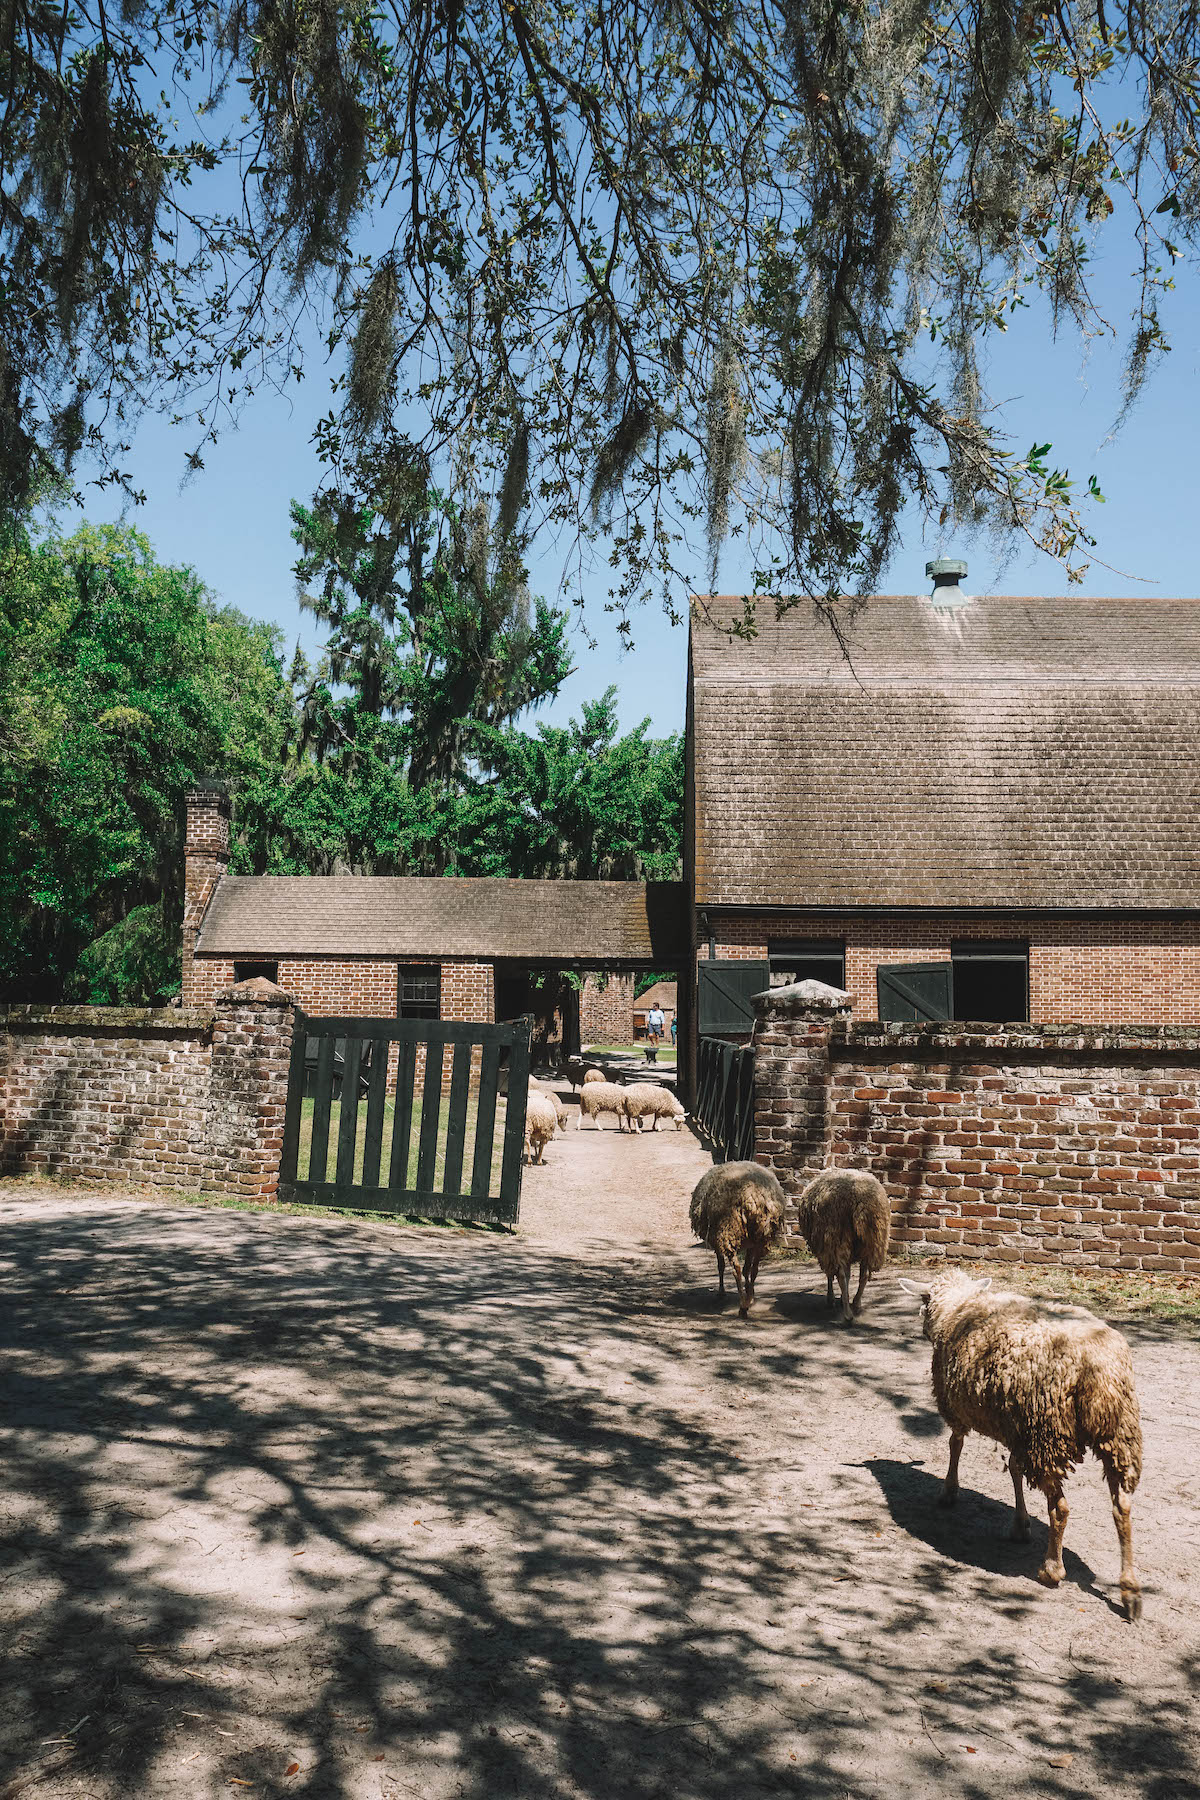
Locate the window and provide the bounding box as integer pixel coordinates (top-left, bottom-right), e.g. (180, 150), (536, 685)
(767, 938), (846, 989)
(950, 940), (1029, 1023)
(398, 963), (441, 1019)
(233, 960), (278, 983)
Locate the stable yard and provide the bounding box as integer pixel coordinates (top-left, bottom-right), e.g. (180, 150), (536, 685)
(1, 1121), (1198, 1800)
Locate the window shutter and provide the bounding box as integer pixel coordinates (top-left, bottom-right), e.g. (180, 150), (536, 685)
(876, 961), (953, 1022)
(697, 960), (770, 1034)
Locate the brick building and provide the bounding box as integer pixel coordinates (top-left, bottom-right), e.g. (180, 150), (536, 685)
(683, 586), (1200, 1097)
(182, 785), (684, 1053)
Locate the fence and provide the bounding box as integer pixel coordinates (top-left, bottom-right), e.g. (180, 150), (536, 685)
(280, 1012), (532, 1224)
(694, 1034), (756, 1163)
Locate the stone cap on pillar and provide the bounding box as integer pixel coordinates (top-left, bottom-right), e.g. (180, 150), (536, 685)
(215, 977), (294, 1006)
(752, 978), (852, 1017)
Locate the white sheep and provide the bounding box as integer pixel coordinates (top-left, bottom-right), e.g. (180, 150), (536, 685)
(523, 1090), (561, 1164)
(529, 1078), (568, 1132)
(576, 1081), (633, 1131)
(582, 1068), (605, 1086)
(898, 1270), (1144, 1620)
(621, 1082), (687, 1131)
(796, 1167), (891, 1322)
(689, 1161), (786, 1317)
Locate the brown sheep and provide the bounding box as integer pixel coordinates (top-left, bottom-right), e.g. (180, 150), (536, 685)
(796, 1168), (891, 1322)
(562, 1059), (604, 1090)
(689, 1161), (786, 1318)
(898, 1270), (1144, 1621)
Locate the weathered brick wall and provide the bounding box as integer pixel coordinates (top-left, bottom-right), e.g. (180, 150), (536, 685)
(580, 973), (635, 1044)
(751, 989), (1200, 1273)
(188, 954), (494, 1022)
(706, 910), (1200, 1024)
(0, 983), (295, 1199)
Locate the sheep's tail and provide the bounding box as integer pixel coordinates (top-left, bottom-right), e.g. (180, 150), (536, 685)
(854, 1189), (891, 1272)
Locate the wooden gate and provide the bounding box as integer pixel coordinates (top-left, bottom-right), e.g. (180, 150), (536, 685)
(694, 1034), (756, 1163)
(279, 1013), (532, 1224)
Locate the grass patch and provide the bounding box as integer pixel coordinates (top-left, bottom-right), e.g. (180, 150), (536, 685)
(586, 1043), (677, 1064)
(295, 1091), (509, 1192)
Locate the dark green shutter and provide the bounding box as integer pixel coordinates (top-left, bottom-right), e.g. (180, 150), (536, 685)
(697, 960), (770, 1034)
(876, 961), (953, 1022)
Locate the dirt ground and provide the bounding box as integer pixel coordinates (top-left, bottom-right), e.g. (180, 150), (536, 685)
(1, 1116), (1198, 1800)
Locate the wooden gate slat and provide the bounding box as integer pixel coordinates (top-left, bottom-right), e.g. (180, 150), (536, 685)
(309, 1034), (338, 1183)
(359, 1040), (389, 1187)
(470, 1043), (501, 1198)
(415, 1043), (444, 1193)
(334, 1038), (363, 1185)
(388, 1041), (418, 1190)
(498, 1030), (530, 1209)
(279, 1010), (308, 1183)
(442, 1042), (472, 1196)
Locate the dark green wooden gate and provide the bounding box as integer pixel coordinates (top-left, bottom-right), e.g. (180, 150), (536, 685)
(279, 1013), (532, 1224)
(695, 1035), (756, 1162)
(876, 962), (954, 1022)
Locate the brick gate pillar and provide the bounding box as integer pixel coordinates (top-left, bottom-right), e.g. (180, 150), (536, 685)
(204, 978), (296, 1200)
(750, 982), (852, 1209)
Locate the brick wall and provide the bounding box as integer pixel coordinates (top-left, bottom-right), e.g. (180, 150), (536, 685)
(581, 973), (635, 1044)
(181, 785), (229, 993)
(0, 983), (295, 1199)
(703, 910), (1200, 1024)
(188, 954), (494, 1021)
(751, 987), (1200, 1273)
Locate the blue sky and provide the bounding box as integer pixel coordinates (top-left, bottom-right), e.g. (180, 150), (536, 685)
(93, 233), (1199, 740)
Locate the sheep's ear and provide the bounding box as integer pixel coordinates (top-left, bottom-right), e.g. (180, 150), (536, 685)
(897, 1277), (931, 1302)
(974, 1277), (992, 1294)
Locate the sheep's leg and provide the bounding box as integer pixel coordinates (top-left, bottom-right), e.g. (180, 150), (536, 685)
(836, 1268), (853, 1323)
(938, 1431), (965, 1508)
(1038, 1484), (1069, 1588)
(716, 1250), (726, 1299)
(850, 1262), (870, 1314)
(826, 1272), (836, 1309)
(1104, 1466), (1141, 1622)
(729, 1250), (751, 1318)
(745, 1247), (761, 1294)
(1007, 1458), (1032, 1542)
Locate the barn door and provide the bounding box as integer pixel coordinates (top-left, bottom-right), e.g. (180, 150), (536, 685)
(697, 959), (770, 1035)
(876, 962), (953, 1022)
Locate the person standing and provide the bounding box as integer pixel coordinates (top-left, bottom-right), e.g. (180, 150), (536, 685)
(647, 1003), (664, 1042)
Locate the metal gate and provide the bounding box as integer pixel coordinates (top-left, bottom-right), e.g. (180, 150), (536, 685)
(279, 1012), (532, 1224)
(694, 1034), (756, 1162)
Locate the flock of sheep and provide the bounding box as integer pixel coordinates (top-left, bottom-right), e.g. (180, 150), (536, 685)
(523, 1067), (1146, 1625)
(691, 1158), (1144, 1624)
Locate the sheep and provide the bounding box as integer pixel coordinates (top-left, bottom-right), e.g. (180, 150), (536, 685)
(689, 1161), (786, 1317)
(795, 1167), (891, 1322)
(529, 1077), (569, 1132)
(562, 1059), (605, 1090)
(582, 1067), (606, 1086)
(897, 1270), (1144, 1621)
(621, 1082), (687, 1132)
(522, 1090), (561, 1164)
(576, 1081), (633, 1131)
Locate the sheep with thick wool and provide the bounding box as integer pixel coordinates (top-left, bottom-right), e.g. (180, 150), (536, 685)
(796, 1167), (890, 1322)
(689, 1161), (786, 1317)
(622, 1082), (687, 1131)
(529, 1078), (569, 1132)
(562, 1059), (604, 1091)
(575, 1081), (633, 1131)
(582, 1068), (605, 1086)
(522, 1090), (561, 1164)
(898, 1270), (1144, 1620)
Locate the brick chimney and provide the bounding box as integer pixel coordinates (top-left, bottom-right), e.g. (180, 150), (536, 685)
(182, 781), (230, 1001)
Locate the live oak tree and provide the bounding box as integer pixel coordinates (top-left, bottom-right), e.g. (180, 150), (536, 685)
(4, 0), (1199, 615)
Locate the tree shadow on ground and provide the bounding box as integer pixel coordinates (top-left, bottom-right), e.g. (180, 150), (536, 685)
(0, 1200), (1195, 1800)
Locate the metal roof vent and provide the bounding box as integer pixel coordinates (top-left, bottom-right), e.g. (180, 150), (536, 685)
(926, 557), (971, 608)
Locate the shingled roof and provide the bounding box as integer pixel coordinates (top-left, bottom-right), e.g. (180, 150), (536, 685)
(690, 593), (1200, 910)
(197, 876), (688, 964)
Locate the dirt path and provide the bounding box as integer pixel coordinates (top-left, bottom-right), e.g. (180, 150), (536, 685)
(0, 1128), (1197, 1800)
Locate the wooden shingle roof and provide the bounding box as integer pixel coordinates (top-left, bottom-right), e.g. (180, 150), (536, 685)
(197, 876), (688, 964)
(690, 593), (1200, 910)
